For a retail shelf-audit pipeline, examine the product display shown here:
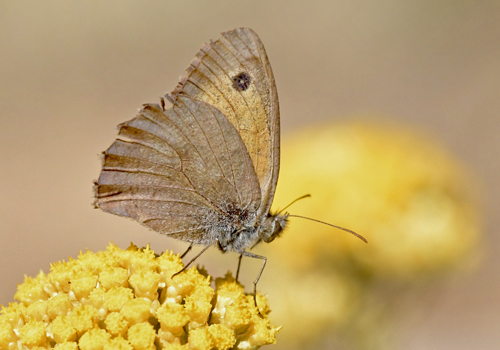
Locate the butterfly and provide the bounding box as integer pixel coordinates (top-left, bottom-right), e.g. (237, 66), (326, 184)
(94, 27), (365, 297)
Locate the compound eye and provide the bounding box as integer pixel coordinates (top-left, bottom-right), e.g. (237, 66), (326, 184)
(263, 222), (282, 243)
(273, 222), (282, 236)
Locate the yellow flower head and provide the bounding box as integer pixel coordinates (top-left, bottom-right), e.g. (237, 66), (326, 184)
(1, 243), (279, 350)
(259, 120), (482, 349)
(270, 120), (481, 278)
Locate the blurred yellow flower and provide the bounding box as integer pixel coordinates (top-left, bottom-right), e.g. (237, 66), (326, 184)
(270, 119), (480, 277)
(259, 119), (482, 349)
(1, 243), (279, 350)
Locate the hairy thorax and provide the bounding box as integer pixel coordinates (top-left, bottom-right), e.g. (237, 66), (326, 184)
(212, 209), (289, 254)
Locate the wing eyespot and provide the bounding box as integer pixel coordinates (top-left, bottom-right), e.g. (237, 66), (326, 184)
(232, 72), (251, 91)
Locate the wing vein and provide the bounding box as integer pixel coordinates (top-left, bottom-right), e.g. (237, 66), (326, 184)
(99, 197), (207, 209)
(206, 104), (243, 206)
(112, 139), (179, 169)
(177, 94), (234, 188)
(139, 106), (227, 212)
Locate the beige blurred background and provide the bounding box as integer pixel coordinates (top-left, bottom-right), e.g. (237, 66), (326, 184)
(0, 1), (498, 348)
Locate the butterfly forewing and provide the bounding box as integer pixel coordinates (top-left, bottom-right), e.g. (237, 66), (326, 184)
(167, 27), (280, 220)
(95, 95), (261, 244)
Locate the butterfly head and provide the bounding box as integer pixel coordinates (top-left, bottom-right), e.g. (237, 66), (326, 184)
(260, 212), (289, 243)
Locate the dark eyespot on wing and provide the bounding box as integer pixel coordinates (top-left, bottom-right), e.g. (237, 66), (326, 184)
(232, 72), (251, 91)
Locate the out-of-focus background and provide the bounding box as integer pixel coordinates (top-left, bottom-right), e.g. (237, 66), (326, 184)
(0, 1), (498, 349)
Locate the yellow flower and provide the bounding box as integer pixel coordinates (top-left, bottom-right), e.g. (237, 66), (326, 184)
(258, 120), (482, 349)
(1, 243), (279, 350)
(270, 120), (481, 278)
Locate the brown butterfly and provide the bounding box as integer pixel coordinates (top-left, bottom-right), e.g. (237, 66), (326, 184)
(94, 28), (365, 298)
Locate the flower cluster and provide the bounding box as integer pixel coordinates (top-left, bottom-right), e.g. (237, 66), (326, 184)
(0, 243), (279, 350)
(272, 120), (480, 278)
(261, 120), (481, 349)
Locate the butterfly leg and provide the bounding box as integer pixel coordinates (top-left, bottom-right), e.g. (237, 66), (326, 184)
(172, 243), (212, 278)
(235, 254), (243, 282)
(241, 250), (267, 316)
(180, 243), (193, 258)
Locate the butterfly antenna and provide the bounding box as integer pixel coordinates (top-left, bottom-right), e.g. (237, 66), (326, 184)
(277, 194), (312, 215)
(287, 214), (368, 243)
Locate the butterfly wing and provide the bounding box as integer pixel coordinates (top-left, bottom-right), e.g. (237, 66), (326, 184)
(167, 27), (280, 220)
(94, 95), (261, 244)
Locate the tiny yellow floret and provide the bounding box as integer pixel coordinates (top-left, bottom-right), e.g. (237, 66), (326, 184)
(184, 285), (214, 327)
(129, 269), (161, 300)
(120, 298), (151, 325)
(70, 271), (98, 301)
(128, 322), (156, 350)
(78, 328), (111, 350)
(104, 312), (128, 337)
(68, 305), (98, 336)
(50, 315), (77, 343)
(208, 324), (236, 350)
(26, 300), (49, 322)
(188, 327), (212, 350)
(47, 293), (73, 320)
(49, 261), (76, 294)
(14, 275), (48, 305)
(104, 286), (134, 312)
(0, 320), (17, 348)
(18, 319), (47, 347)
(158, 303), (189, 337)
(99, 267), (129, 289)
(212, 277), (253, 331)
